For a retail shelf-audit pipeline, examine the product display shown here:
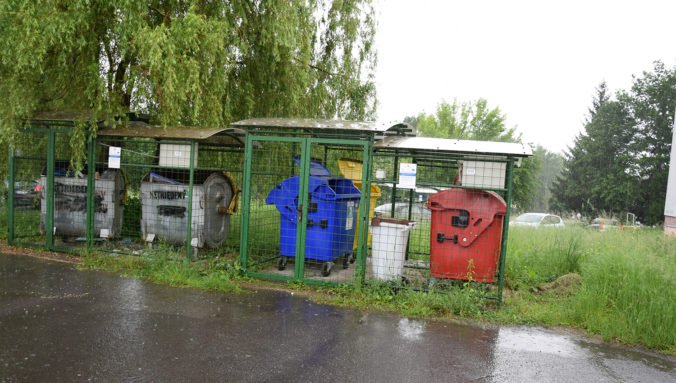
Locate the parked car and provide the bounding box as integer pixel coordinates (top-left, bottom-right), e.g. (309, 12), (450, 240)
(588, 217), (619, 232)
(374, 201), (430, 220)
(373, 187), (444, 220)
(510, 213), (565, 228)
(5, 180), (41, 209)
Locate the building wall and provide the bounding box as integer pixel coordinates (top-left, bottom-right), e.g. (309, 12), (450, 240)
(665, 216), (676, 236)
(665, 112), (676, 235)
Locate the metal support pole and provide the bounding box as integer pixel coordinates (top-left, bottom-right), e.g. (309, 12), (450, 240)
(294, 140), (311, 280)
(390, 152), (399, 218)
(46, 130), (55, 250)
(497, 159), (515, 306)
(323, 145), (328, 168)
(356, 142), (372, 288)
(239, 135), (255, 273)
(185, 141), (196, 259)
(7, 146), (15, 244)
(85, 128), (96, 251)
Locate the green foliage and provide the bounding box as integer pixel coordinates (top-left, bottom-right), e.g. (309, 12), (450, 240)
(407, 98), (539, 210)
(414, 99), (516, 141)
(0, 0), (377, 138)
(551, 63), (676, 224)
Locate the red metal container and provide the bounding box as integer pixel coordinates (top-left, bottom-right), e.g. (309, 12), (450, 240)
(426, 189), (506, 283)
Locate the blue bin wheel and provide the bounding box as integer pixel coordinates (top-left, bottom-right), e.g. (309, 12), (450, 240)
(342, 253), (350, 269)
(321, 262), (333, 277)
(277, 256), (288, 271)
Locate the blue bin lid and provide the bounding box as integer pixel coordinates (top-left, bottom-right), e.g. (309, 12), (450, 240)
(266, 176), (361, 209)
(293, 156), (332, 177)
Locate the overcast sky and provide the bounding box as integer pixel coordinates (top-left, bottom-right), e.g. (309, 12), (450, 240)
(374, 0), (676, 154)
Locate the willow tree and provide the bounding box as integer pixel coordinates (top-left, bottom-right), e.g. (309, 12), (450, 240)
(0, 0), (377, 139)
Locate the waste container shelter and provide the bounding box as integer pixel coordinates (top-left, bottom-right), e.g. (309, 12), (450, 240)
(338, 158), (382, 247)
(7, 113), (253, 257)
(265, 167), (361, 277)
(372, 136), (532, 302)
(232, 118), (414, 286)
(97, 122), (249, 256)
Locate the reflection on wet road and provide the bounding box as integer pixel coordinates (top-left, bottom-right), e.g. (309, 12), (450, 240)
(1, 254), (674, 382)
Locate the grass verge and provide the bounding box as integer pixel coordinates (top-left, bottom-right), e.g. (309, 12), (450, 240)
(78, 245), (242, 293)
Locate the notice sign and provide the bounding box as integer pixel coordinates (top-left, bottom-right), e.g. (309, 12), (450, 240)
(397, 163), (417, 189)
(108, 146), (121, 169)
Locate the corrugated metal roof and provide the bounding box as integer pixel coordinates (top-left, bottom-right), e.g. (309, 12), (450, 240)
(97, 123), (250, 147)
(231, 118), (401, 133)
(97, 123), (241, 140)
(375, 136), (533, 157)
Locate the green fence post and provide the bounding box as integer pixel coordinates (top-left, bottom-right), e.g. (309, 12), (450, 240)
(185, 141), (196, 259)
(239, 134), (254, 273)
(7, 146), (15, 244)
(390, 151), (399, 218)
(497, 158), (515, 306)
(355, 142), (372, 288)
(294, 139), (310, 280)
(85, 128), (96, 251)
(46, 130), (55, 250)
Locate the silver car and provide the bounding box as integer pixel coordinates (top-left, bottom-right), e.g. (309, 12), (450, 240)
(511, 213), (565, 228)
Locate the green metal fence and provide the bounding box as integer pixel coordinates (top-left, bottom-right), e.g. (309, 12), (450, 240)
(6, 116), (532, 304)
(238, 131), (372, 287)
(7, 118), (246, 260)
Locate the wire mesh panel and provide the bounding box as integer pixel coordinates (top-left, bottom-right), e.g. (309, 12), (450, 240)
(242, 137), (302, 277)
(93, 136), (244, 258)
(241, 136), (369, 285)
(8, 130), (49, 248)
(300, 141), (367, 283)
(367, 152), (511, 294)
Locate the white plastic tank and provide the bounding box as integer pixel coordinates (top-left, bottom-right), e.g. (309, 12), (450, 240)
(370, 217), (416, 281)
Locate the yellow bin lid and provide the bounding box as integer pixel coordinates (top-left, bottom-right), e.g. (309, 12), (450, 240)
(337, 158), (364, 180)
(338, 158), (381, 196)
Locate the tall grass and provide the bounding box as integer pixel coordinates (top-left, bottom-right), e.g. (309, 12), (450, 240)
(504, 227), (676, 353)
(506, 227), (589, 289)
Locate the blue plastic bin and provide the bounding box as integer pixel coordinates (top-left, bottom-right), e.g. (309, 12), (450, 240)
(266, 172), (361, 276)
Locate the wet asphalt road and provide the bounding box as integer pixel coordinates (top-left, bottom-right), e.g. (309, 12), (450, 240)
(1, 254), (674, 383)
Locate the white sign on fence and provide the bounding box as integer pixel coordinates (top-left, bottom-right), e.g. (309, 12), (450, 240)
(108, 146), (121, 169)
(397, 163), (417, 189)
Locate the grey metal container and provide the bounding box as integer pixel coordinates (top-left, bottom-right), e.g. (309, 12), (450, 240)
(140, 172), (236, 248)
(41, 170), (126, 239)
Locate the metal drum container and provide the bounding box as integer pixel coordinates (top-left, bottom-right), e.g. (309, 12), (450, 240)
(140, 171), (237, 248)
(41, 169), (126, 239)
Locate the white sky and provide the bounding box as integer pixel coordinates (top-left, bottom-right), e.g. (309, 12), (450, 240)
(374, 0), (676, 154)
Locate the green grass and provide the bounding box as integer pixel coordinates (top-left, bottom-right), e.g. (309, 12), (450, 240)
(79, 244), (242, 293)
